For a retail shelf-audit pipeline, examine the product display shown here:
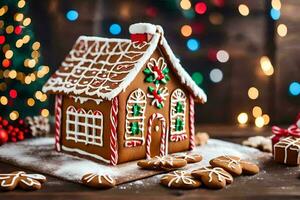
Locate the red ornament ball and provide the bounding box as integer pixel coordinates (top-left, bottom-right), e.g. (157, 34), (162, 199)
(14, 26), (22, 35)
(0, 35), (5, 44)
(0, 129), (8, 145)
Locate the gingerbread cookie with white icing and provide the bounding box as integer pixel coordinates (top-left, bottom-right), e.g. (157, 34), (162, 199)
(210, 155), (259, 176)
(137, 156), (187, 170)
(0, 171), (25, 191)
(160, 171), (201, 189)
(174, 153), (203, 163)
(82, 173), (116, 189)
(191, 166), (233, 189)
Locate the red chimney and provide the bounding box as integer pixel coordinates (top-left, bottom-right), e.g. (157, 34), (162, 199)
(129, 23), (156, 43)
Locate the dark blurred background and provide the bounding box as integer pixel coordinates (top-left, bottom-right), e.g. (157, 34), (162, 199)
(1, 0), (299, 127)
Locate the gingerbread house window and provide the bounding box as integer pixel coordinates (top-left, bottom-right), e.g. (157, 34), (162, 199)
(66, 106), (104, 147)
(170, 89), (187, 142)
(125, 89), (147, 147)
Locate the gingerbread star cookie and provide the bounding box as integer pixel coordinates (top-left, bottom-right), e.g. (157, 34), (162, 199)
(137, 156), (187, 170)
(160, 171), (201, 189)
(209, 155), (259, 176)
(82, 173), (116, 189)
(191, 166), (233, 189)
(0, 171), (47, 191)
(174, 153), (203, 163)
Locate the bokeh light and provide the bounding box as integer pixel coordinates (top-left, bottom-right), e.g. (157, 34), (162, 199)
(181, 25), (192, 37)
(277, 24), (287, 37)
(255, 116), (264, 128)
(195, 2), (207, 15)
(209, 12), (223, 25)
(192, 72), (203, 85)
(252, 106), (262, 118)
(271, 0), (281, 10)
(237, 113), (248, 125)
(180, 0), (192, 10)
(41, 109), (49, 117)
(216, 50), (229, 63)
(186, 38), (200, 51)
(109, 23), (122, 35)
(238, 4), (249, 16)
(289, 82), (300, 96)
(9, 111), (19, 121)
(9, 89), (17, 98)
(66, 10), (79, 21)
(270, 8), (280, 20)
(248, 87), (259, 100)
(209, 68), (223, 83)
(262, 114), (270, 125)
(0, 96), (8, 105)
(260, 56), (274, 76)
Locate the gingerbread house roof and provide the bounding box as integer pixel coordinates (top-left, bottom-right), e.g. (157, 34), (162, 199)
(42, 24), (207, 103)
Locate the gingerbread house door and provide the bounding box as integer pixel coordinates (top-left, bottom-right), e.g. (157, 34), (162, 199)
(146, 113), (167, 159)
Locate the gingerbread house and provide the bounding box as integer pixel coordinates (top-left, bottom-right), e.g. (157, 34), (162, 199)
(43, 23), (207, 165)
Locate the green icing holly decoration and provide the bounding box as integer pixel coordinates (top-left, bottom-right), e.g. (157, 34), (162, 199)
(175, 102), (183, 113)
(175, 118), (184, 131)
(132, 103), (141, 116)
(130, 122), (140, 135)
(143, 65), (170, 85)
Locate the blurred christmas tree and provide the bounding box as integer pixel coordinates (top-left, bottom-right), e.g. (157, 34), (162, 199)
(0, 0), (49, 121)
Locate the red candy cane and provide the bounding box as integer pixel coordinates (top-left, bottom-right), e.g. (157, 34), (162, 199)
(110, 97), (119, 165)
(54, 95), (62, 151)
(146, 113), (166, 159)
(189, 95), (195, 150)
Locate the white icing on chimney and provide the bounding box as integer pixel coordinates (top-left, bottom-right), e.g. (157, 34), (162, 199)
(129, 23), (157, 34)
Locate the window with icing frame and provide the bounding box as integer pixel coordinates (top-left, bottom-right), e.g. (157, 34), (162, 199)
(66, 106), (104, 147)
(125, 89), (147, 147)
(169, 88), (187, 142)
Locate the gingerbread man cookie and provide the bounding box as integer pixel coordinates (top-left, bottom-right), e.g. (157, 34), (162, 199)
(191, 166), (233, 189)
(160, 171), (201, 189)
(174, 153), (203, 163)
(137, 156), (187, 170)
(210, 155), (259, 176)
(0, 171), (25, 191)
(82, 173), (116, 189)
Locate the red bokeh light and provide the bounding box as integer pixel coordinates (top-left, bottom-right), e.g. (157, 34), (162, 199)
(212, 0), (225, 7)
(208, 49), (218, 61)
(14, 26), (22, 35)
(2, 59), (11, 68)
(9, 89), (18, 99)
(195, 2), (207, 15)
(0, 35), (5, 44)
(146, 6), (158, 18)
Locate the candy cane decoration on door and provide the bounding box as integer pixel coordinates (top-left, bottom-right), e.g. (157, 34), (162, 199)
(54, 95), (62, 151)
(189, 95), (195, 150)
(110, 96), (119, 165)
(146, 113), (167, 159)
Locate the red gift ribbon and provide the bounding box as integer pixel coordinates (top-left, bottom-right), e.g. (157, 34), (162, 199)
(272, 124), (300, 138)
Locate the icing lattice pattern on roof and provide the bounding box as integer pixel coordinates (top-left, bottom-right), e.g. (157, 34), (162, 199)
(43, 36), (152, 99)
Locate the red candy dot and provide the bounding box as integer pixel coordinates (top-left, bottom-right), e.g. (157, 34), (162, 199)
(9, 89), (17, 98)
(195, 2), (207, 15)
(0, 35), (5, 44)
(14, 26), (22, 35)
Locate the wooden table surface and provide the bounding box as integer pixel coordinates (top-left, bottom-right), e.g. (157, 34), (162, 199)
(1, 125), (300, 200)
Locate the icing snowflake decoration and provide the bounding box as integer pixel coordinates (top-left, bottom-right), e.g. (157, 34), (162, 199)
(161, 171), (196, 187)
(147, 85), (169, 109)
(144, 57), (170, 85)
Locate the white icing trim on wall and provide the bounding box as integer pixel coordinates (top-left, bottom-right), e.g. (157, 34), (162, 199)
(70, 96), (103, 105)
(61, 145), (110, 164)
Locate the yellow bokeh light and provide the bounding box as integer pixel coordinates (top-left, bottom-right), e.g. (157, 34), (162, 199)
(23, 35), (30, 43)
(252, 106), (262, 118)
(27, 98), (35, 106)
(237, 112), (248, 125)
(6, 25), (14, 34)
(35, 91), (43, 99)
(180, 0), (191, 10)
(23, 17), (31, 26)
(9, 70), (17, 79)
(41, 109), (49, 117)
(0, 96), (8, 105)
(262, 114), (270, 125)
(31, 50), (40, 58)
(209, 12), (224, 25)
(16, 39), (23, 48)
(248, 87), (259, 100)
(30, 73), (36, 81)
(5, 50), (13, 59)
(238, 4), (249, 16)
(24, 76), (31, 84)
(181, 25), (192, 37)
(9, 111), (19, 121)
(260, 56), (274, 76)
(18, 0), (26, 8)
(277, 24), (287, 37)
(40, 94), (47, 102)
(32, 41), (41, 50)
(272, 0), (281, 10)
(0, 82), (7, 91)
(0, 20), (4, 28)
(28, 59), (36, 68)
(255, 116), (264, 128)
(0, 5), (8, 16)
(14, 13), (24, 22)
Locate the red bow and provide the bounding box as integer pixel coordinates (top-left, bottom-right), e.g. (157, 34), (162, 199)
(272, 124), (300, 138)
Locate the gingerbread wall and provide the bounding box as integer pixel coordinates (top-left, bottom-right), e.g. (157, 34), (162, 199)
(117, 47), (191, 164)
(60, 96), (112, 163)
